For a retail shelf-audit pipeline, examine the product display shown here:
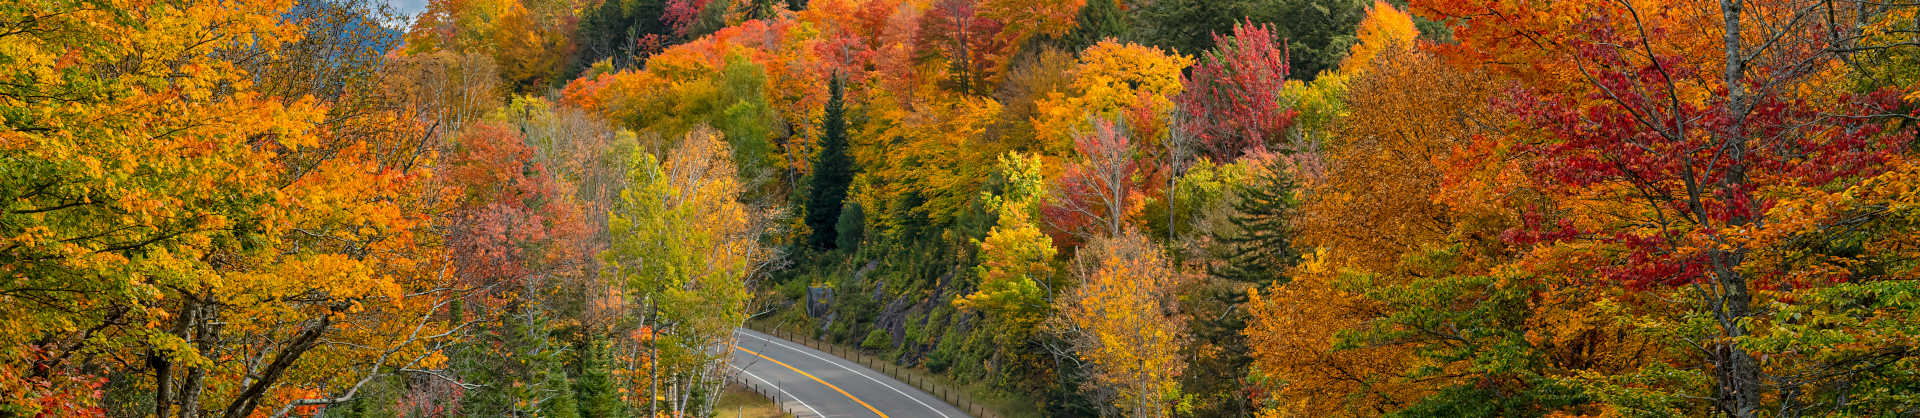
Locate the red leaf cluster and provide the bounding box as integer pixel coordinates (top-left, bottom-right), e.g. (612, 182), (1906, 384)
(1177, 20), (1299, 162)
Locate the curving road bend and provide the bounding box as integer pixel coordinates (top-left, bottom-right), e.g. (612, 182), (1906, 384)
(729, 328), (969, 418)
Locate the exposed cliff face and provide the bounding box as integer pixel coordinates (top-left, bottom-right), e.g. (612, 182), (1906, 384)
(808, 258), (961, 365)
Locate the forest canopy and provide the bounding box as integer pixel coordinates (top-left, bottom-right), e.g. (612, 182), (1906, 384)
(3, 0), (1919, 416)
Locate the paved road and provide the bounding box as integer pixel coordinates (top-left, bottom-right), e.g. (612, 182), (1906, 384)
(729, 328), (969, 418)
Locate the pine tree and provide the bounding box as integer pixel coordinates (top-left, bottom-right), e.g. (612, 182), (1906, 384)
(1058, 0), (1130, 52)
(571, 338), (624, 418)
(836, 201), (866, 251)
(1208, 160), (1299, 294)
(571, 0), (671, 73)
(1183, 160), (1301, 416)
(455, 307), (581, 417)
(536, 351), (582, 418)
(805, 75), (855, 250)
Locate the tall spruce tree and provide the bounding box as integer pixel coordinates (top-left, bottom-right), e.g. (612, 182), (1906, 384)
(1183, 160), (1301, 416)
(571, 0), (671, 73)
(805, 75), (854, 250)
(835, 201), (865, 251)
(1208, 160), (1299, 293)
(454, 307), (581, 417)
(571, 337), (623, 417)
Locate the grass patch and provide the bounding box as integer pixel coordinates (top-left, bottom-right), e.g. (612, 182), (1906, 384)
(713, 383), (791, 418)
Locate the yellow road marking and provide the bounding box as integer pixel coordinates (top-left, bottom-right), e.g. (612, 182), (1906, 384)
(737, 346), (888, 417)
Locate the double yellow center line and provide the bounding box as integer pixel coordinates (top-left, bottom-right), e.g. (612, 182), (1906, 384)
(735, 346), (888, 417)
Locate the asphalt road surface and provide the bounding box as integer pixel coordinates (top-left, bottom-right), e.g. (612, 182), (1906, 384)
(729, 328), (970, 418)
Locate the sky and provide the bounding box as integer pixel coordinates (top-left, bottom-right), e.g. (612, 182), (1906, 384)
(385, 0), (428, 20)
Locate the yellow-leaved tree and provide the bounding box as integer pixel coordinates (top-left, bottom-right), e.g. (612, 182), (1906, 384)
(1244, 3), (1466, 414)
(1033, 41), (1193, 159)
(959, 153), (1060, 333)
(1053, 229), (1188, 417)
(0, 0), (476, 415)
(602, 126), (770, 416)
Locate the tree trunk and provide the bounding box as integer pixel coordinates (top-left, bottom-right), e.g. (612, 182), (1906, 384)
(1714, 0), (1762, 416)
(1714, 263), (1762, 418)
(178, 302), (218, 418)
(222, 316), (330, 418)
(153, 298), (200, 417)
(648, 303), (661, 418)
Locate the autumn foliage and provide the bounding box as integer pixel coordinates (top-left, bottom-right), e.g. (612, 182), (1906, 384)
(1055, 229), (1187, 417)
(1177, 20), (1298, 163)
(6, 0), (1920, 415)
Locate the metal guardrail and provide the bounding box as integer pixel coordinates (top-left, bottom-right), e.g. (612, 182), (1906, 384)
(745, 325), (1003, 418)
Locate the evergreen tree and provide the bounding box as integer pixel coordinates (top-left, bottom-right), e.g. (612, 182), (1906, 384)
(805, 75), (854, 250)
(1056, 0), (1131, 52)
(1207, 161), (1299, 289)
(571, 0), (672, 73)
(1135, 0), (1371, 79)
(733, 0), (784, 21)
(455, 308), (581, 417)
(571, 338), (624, 417)
(836, 201), (866, 251)
(1180, 160), (1302, 416)
(535, 352), (582, 418)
